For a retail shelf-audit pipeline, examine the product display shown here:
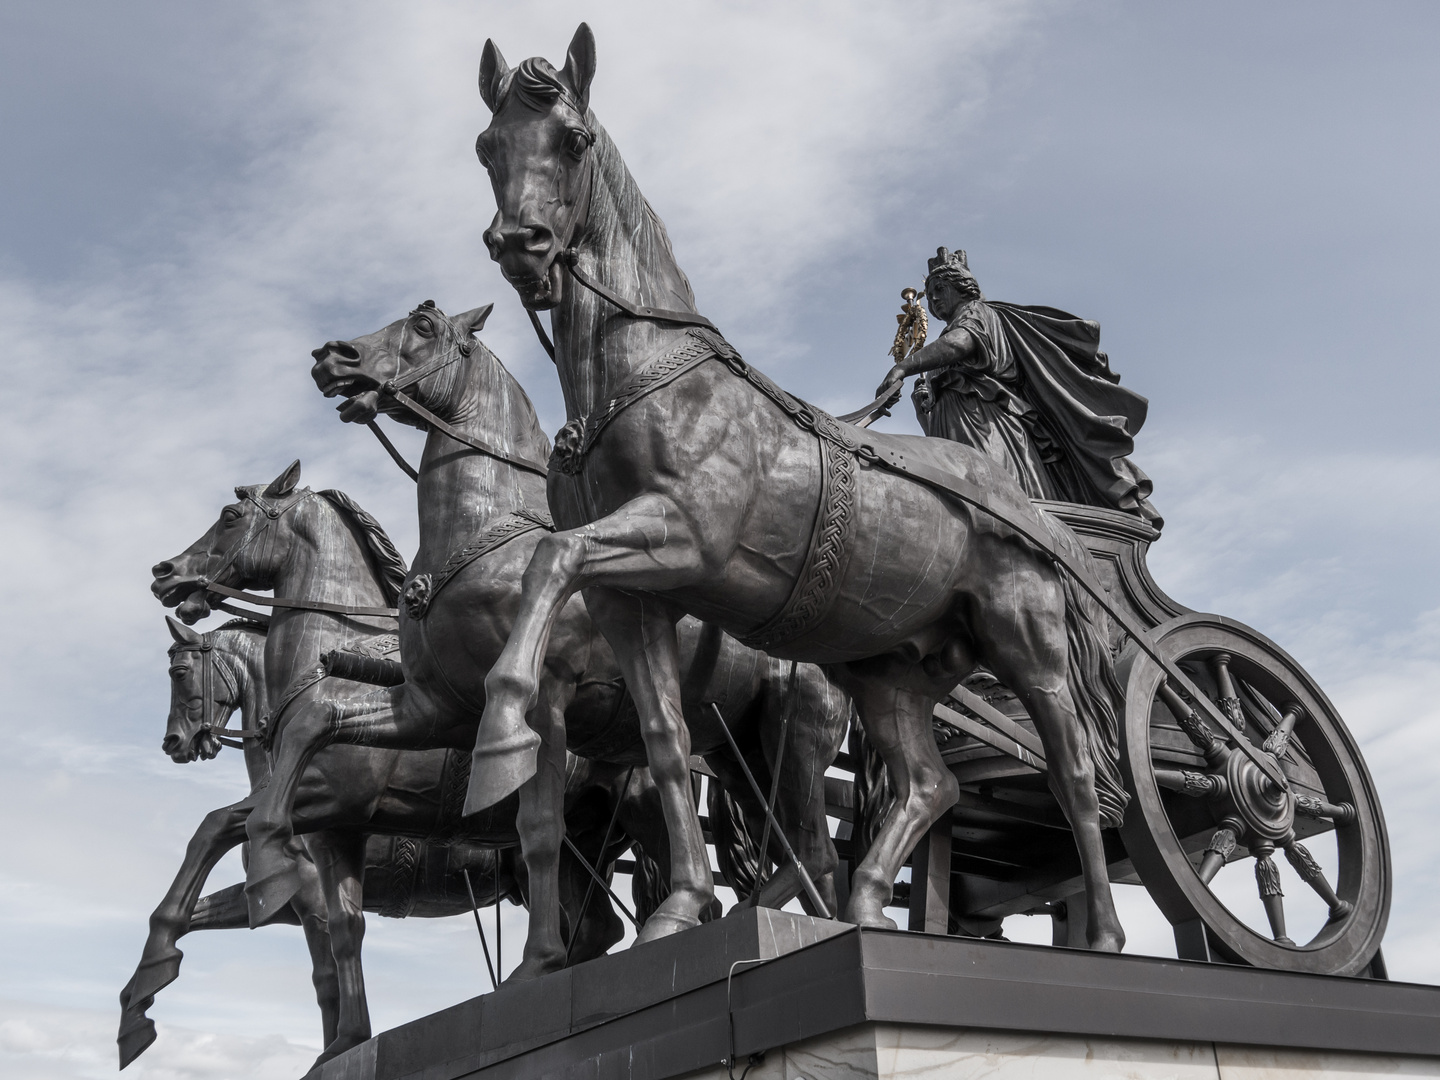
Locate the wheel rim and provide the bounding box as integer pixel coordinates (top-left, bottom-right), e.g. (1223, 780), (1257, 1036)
(1117, 614), (1389, 974)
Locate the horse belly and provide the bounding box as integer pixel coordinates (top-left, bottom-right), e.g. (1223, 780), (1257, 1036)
(766, 465), (973, 664)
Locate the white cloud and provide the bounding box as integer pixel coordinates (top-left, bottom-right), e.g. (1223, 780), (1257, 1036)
(3, 2), (1437, 1074)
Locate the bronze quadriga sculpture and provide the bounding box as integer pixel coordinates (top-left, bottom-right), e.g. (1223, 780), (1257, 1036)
(459, 23), (1388, 974)
(121, 24), (1397, 1077)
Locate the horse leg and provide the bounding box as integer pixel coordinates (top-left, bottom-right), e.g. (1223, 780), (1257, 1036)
(117, 794), (256, 1068)
(467, 494), (714, 816)
(829, 663), (957, 929)
(979, 584), (1125, 953)
(245, 693), (397, 925)
(304, 829), (372, 1067)
(747, 672), (843, 917)
(584, 586), (715, 940)
(506, 673), (572, 981)
(291, 836), (340, 1053)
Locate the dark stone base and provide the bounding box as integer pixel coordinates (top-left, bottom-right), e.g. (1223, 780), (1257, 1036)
(319, 909), (1440, 1080)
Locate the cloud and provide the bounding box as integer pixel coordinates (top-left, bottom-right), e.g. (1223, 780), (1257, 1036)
(2, 3), (1438, 1075)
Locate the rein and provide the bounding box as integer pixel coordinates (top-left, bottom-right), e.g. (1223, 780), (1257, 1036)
(197, 488), (399, 621)
(362, 318), (549, 481)
(547, 324), (1289, 791)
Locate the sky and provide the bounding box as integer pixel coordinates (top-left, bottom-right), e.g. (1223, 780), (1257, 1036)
(2, 1), (1438, 1076)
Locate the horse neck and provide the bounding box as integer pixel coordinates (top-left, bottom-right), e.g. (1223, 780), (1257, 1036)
(214, 626), (272, 788)
(551, 121), (701, 419)
(257, 497), (392, 701)
(414, 346), (550, 570)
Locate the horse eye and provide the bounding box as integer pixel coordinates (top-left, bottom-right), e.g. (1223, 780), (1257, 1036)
(222, 507), (242, 523)
(414, 317), (435, 337)
(565, 129), (590, 158)
(171, 667), (188, 680)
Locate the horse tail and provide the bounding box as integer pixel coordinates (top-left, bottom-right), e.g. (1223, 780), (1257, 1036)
(708, 782), (762, 900)
(629, 845), (669, 925)
(1041, 512), (1129, 829)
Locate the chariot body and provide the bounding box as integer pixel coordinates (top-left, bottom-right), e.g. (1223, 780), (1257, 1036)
(824, 498), (1389, 978)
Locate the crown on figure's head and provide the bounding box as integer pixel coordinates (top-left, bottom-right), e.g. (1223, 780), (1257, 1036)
(924, 246), (980, 300)
(927, 247), (968, 276)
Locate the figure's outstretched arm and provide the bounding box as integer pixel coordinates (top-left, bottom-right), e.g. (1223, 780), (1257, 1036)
(875, 328), (977, 397)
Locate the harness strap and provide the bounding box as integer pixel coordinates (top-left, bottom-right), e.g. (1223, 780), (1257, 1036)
(546, 323), (1286, 789)
(203, 581), (398, 619)
(383, 387), (550, 478)
(561, 249), (719, 332)
(551, 329), (730, 475)
(713, 355), (1288, 790)
(366, 420), (419, 481)
(404, 508), (554, 620)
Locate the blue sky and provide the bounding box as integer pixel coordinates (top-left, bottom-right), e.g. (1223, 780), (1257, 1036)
(2, 3), (1437, 1077)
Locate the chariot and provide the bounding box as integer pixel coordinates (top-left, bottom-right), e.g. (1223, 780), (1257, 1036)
(823, 499), (1390, 978)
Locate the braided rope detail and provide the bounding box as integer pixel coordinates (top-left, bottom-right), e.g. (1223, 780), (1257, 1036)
(433, 749), (473, 842)
(740, 438), (856, 650)
(378, 837), (421, 918)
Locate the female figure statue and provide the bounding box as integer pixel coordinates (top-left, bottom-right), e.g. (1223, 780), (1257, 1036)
(876, 248), (1162, 527)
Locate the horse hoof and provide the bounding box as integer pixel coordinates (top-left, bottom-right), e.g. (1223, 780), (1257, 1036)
(1088, 932), (1125, 954)
(634, 909), (702, 944)
(245, 861), (301, 928)
(463, 734), (540, 815)
(117, 1016), (157, 1069)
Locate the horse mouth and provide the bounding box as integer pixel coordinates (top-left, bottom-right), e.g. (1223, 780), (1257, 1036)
(316, 373), (379, 399)
(154, 580), (214, 624)
(506, 260), (562, 310)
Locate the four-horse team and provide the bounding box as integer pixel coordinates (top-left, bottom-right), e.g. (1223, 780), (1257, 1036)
(119, 22), (1389, 1075)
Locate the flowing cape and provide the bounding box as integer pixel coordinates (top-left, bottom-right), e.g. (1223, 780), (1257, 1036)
(985, 302), (1161, 525)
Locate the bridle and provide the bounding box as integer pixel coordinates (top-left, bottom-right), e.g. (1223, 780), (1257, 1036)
(361, 308), (551, 481)
(194, 486), (400, 620)
(168, 631), (262, 750)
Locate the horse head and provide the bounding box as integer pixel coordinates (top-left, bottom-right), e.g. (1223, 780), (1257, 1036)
(311, 300), (493, 427)
(162, 616), (235, 762)
(150, 460), (308, 624)
(475, 24), (597, 309)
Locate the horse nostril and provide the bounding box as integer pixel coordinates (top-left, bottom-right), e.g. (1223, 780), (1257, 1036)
(162, 734), (182, 754)
(153, 561), (174, 578)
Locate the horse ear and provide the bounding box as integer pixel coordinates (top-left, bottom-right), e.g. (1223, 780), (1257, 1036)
(479, 39), (510, 112)
(263, 459), (302, 499)
(167, 615), (202, 646)
(562, 23), (596, 109)
(455, 303), (494, 337)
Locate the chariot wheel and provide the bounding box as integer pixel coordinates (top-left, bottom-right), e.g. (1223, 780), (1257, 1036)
(1116, 613), (1389, 975)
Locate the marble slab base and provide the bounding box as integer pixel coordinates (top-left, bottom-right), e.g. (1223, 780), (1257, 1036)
(317, 913), (1440, 1080)
(680, 1023), (1440, 1080)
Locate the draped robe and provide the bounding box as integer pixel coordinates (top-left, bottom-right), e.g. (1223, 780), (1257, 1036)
(914, 299), (1163, 527)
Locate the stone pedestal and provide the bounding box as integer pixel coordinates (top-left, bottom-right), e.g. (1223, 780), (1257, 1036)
(319, 909), (1440, 1080)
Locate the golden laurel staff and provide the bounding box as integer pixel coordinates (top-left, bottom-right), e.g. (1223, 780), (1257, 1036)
(835, 286), (928, 427)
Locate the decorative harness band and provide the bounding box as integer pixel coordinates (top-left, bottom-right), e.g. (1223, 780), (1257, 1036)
(402, 507), (555, 621)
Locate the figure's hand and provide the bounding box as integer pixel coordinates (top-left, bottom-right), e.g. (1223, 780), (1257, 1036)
(875, 365), (907, 401)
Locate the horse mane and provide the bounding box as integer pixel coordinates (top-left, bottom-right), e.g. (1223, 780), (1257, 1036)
(217, 617), (269, 635)
(316, 490), (408, 606)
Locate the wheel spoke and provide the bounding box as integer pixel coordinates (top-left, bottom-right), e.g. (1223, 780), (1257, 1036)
(1153, 767), (1221, 797)
(1253, 843), (1295, 945)
(1157, 680), (1225, 764)
(1262, 703), (1304, 758)
(1211, 653), (1247, 732)
(1284, 842), (1353, 922)
(1196, 820), (1240, 884)
(1294, 792), (1357, 825)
